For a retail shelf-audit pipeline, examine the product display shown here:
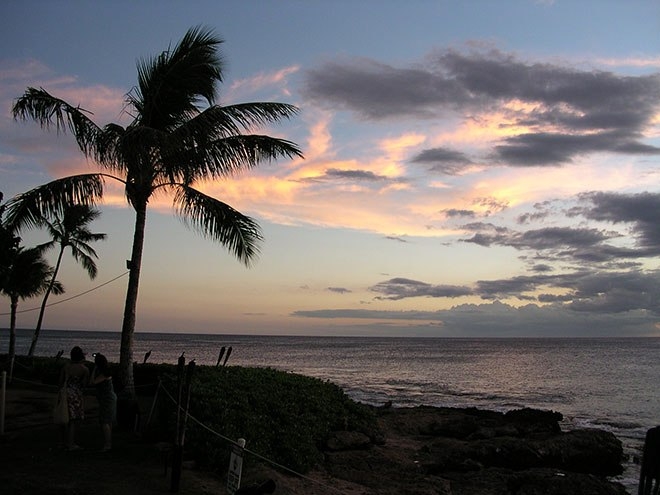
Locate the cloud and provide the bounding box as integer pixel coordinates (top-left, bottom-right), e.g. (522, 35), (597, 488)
(460, 192), (660, 267)
(291, 300), (659, 337)
(410, 146), (473, 175)
(370, 277), (473, 300)
(570, 191), (660, 253)
(444, 209), (476, 219)
(302, 48), (660, 167)
(327, 287), (351, 294)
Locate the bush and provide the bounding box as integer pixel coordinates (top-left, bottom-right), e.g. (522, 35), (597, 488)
(156, 365), (377, 473)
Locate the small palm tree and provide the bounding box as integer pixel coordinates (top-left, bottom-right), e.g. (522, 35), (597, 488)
(0, 192), (21, 289)
(1, 246), (64, 359)
(28, 204), (106, 357)
(8, 26), (303, 392)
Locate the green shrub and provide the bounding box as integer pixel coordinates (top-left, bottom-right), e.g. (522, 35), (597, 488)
(157, 365), (377, 473)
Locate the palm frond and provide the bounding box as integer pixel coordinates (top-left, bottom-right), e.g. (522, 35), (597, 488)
(173, 186), (262, 266)
(12, 87), (103, 157)
(70, 248), (99, 279)
(94, 123), (128, 172)
(128, 25), (224, 130)
(162, 134), (302, 184)
(173, 102), (301, 141)
(5, 175), (105, 231)
(2, 247), (61, 300)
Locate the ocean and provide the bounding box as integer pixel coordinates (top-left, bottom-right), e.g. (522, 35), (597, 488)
(7, 330), (660, 492)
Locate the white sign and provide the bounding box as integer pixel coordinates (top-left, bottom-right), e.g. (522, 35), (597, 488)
(226, 439), (246, 495)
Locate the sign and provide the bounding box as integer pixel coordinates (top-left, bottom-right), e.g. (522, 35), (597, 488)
(226, 439), (246, 495)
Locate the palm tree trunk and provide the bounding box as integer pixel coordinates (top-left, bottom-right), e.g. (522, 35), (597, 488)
(119, 202), (147, 397)
(9, 295), (18, 359)
(28, 246), (65, 357)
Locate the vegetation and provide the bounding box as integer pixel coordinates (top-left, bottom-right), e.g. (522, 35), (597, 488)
(5, 356), (378, 475)
(0, 247), (63, 358)
(182, 366), (377, 473)
(29, 204), (106, 357)
(8, 26), (303, 394)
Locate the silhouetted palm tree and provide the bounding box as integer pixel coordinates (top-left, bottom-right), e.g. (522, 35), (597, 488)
(1, 246), (64, 359)
(27, 204), (106, 357)
(8, 26), (303, 392)
(0, 192), (21, 291)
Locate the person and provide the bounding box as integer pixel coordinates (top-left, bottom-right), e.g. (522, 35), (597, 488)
(59, 346), (90, 451)
(91, 352), (117, 452)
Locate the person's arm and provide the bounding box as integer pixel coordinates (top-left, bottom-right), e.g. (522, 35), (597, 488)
(91, 370), (107, 385)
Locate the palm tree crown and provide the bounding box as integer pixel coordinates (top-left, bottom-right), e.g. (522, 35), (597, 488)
(27, 204), (106, 357)
(1, 246), (64, 358)
(9, 25), (303, 392)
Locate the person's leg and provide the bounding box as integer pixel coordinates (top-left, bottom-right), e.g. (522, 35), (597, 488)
(67, 421), (79, 450)
(102, 423), (112, 450)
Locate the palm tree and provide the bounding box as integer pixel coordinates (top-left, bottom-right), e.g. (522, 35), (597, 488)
(28, 204), (106, 357)
(0, 192), (21, 289)
(1, 246), (64, 360)
(8, 26), (303, 393)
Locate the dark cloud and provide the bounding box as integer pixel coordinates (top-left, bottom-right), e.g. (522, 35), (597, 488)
(410, 147), (473, 174)
(493, 130), (660, 166)
(370, 277), (473, 300)
(302, 57), (466, 119)
(327, 287), (352, 294)
(461, 222), (636, 266)
(444, 209), (476, 219)
(474, 197), (509, 214)
(385, 235), (409, 243)
(325, 168), (388, 181)
(571, 191), (660, 254)
(297, 168), (402, 186)
(302, 48), (660, 167)
(531, 264), (553, 273)
(364, 268), (660, 317)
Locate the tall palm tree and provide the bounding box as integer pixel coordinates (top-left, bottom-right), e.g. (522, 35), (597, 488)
(8, 26), (303, 393)
(1, 246), (64, 359)
(28, 204), (106, 357)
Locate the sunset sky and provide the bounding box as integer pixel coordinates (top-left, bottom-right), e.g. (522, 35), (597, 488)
(2, 1), (660, 337)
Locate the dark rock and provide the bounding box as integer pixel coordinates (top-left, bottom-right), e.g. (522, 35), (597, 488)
(320, 406), (624, 494)
(504, 408), (563, 437)
(538, 429), (623, 476)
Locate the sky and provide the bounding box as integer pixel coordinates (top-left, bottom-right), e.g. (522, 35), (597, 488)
(1, 0), (660, 338)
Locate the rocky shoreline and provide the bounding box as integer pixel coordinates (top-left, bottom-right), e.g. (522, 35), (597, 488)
(314, 405), (628, 495)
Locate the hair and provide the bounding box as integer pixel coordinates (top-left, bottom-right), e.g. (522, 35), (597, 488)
(94, 353), (110, 375)
(70, 346), (85, 363)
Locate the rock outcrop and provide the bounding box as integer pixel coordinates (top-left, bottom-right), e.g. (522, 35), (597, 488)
(323, 406), (627, 495)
